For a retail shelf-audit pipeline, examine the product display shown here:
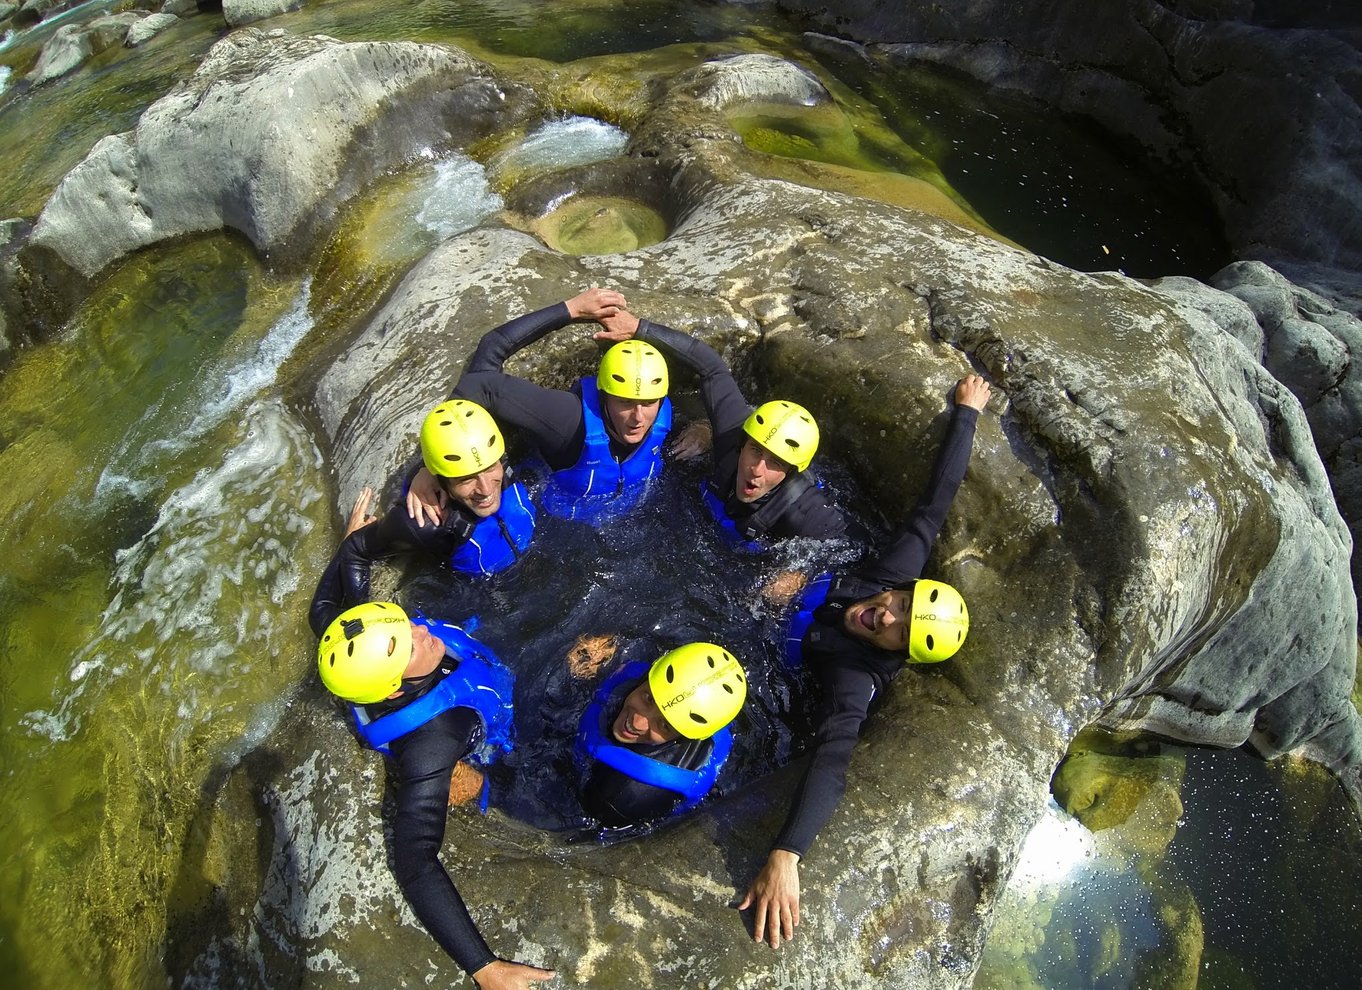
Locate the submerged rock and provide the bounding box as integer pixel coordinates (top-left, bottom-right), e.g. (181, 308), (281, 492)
(28, 12), (145, 85)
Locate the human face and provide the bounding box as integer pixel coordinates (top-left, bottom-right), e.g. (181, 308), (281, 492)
(442, 461), (504, 518)
(601, 394), (661, 446)
(387, 621), (446, 698)
(843, 589), (913, 652)
(735, 437), (792, 503)
(611, 681), (679, 745)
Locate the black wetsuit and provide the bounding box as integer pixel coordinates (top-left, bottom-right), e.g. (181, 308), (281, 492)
(636, 320), (869, 544)
(454, 302), (642, 467)
(580, 675), (716, 828)
(308, 600), (497, 976)
(772, 404), (980, 858)
(305, 472), (522, 636)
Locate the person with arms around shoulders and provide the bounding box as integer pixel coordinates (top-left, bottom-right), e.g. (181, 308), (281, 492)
(737, 374), (992, 949)
(312, 600), (555, 990)
(307, 398), (534, 643)
(592, 309), (871, 550)
(409, 288), (673, 525)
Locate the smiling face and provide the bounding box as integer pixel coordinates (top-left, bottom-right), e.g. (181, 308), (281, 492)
(843, 589), (913, 652)
(441, 461), (505, 518)
(735, 437), (792, 503)
(601, 394), (661, 446)
(611, 680), (679, 745)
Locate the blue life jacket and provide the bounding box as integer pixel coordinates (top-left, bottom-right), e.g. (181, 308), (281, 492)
(701, 471), (821, 552)
(350, 616), (515, 771)
(448, 480), (536, 576)
(540, 379), (673, 523)
(785, 572), (834, 667)
(575, 661), (731, 809)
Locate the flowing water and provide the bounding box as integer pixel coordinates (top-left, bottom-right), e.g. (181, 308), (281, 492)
(0, 1), (1352, 987)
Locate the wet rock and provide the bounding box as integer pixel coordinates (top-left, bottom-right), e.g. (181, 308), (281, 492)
(28, 12), (145, 85)
(126, 11), (178, 47)
(300, 153), (1359, 988)
(27, 30), (535, 276)
(223, 0), (298, 28)
(1153, 262), (1362, 596)
(161, 0), (200, 15)
(776, 0), (1362, 305)
(679, 51), (832, 110)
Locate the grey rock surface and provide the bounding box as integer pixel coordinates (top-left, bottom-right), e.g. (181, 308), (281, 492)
(28, 12), (144, 85)
(126, 11), (178, 47)
(223, 0), (300, 28)
(28, 30), (532, 276)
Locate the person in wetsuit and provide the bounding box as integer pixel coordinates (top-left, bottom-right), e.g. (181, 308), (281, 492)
(311, 601), (554, 990)
(592, 310), (870, 547)
(307, 400), (532, 637)
(578, 642), (747, 828)
(407, 288), (673, 525)
(737, 374), (992, 949)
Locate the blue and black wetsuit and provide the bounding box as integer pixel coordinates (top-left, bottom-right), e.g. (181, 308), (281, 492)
(772, 403), (980, 860)
(635, 320), (869, 547)
(307, 603), (513, 979)
(577, 662), (730, 827)
(306, 471), (532, 635)
(453, 302), (671, 521)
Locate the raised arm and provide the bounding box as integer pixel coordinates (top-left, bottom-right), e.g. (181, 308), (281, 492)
(463, 289), (626, 375)
(596, 312), (752, 438)
(857, 375), (989, 587)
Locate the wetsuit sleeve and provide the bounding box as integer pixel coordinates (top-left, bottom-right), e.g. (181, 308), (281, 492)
(307, 552), (347, 637)
(581, 766), (683, 828)
(462, 302), (575, 375)
(857, 405), (979, 587)
(388, 707), (497, 975)
(454, 372), (585, 470)
(636, 319), (751, 437)
(771, 659), (879, 858)
(773, 485), (875, 546)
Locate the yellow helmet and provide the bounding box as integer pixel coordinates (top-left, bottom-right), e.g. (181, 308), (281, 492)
(648, 642), (746, 740)
(742, 400), (819, 472)
(420, 399), (505, 479)
(597, 341), (669, 401)
(317, 602), (413, 703)
(907, 580), (969, 663)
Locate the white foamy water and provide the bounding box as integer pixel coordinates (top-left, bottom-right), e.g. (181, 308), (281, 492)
(492, 116), (629, 176)
(24, 398), (324, 743)
(0, 63), (11, 90)
(95, 280), (315, 503)
(414, 153), (503, 239)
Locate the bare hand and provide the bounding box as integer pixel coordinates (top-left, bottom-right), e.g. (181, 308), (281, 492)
(566, 634), (619, 679)
(343, 487), (377, 538)
(760, 570), (808, 607)
(592, 310), (641, 342)
(471, 959), (556, 990)
(566, 287), (628, 321)
(737, 849), (801, 948)
(405, 467), (446, 527)
(668, 420), (713, 461)
(954, 374), (992, 411)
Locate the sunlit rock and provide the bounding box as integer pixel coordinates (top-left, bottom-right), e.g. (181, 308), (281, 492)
(28, 30), (535, 277)
(28, 12), (144, 85)
(126, 11), (178, 47)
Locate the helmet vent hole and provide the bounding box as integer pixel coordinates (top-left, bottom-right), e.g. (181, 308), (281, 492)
(439, 418), (453, 426)
(930, 588), (940, 603)
(386, 636), (398, 657)
(346, 642), (355, 657)
(723, 684), (734, 694)
(443, 454), (461, 462)
(925, 634), (935, 650)
(689, 713), (708, 725)
(707, 656), (716, 668)
(665, 665), (675, 684)
(611, 373), (627, 384)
